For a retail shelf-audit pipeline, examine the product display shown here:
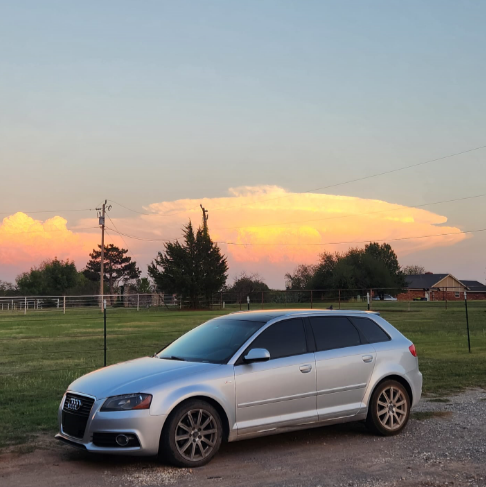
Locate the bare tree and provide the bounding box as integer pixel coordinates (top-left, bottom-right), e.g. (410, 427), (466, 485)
(402, 265), (426, 275)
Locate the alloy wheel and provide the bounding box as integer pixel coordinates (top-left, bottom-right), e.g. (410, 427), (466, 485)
(376, 385), (408, 431)
(174, 409), (218, 462)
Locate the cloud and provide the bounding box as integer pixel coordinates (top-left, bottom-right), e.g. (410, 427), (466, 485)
(0, 212), (100, 278)
(139, 185), (467, 261)
(1, 187), (469, 286)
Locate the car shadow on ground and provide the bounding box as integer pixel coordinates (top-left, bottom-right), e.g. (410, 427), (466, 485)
(60, 420), (373, 470)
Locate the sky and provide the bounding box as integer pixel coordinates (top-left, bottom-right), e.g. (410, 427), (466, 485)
(1, 1), (486, 288)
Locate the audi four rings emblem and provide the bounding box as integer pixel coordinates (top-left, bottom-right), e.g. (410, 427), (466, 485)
(66, 397), (82, 411)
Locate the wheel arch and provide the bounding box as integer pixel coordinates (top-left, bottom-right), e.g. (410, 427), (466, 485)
(159, 395), (231, 449)
(369, 374), (414, 406)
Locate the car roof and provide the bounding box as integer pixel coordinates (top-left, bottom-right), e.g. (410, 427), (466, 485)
(221, 309), (379, 322)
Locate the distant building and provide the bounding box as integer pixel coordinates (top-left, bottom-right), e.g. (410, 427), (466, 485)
(397, 273), (486, 301)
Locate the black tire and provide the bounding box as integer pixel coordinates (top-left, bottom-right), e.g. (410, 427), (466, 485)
(366, 380), (410, 436)
(159, 399), (223, 468)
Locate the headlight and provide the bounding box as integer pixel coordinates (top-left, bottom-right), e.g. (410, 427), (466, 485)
(101, 393), (152, 412)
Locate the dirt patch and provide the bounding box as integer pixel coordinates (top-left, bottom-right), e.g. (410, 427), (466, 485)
(411, 411), (453, 420)
(1, 390), (485, 487)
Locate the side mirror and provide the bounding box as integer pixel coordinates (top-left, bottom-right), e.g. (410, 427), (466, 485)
(244, 348), (270, 363)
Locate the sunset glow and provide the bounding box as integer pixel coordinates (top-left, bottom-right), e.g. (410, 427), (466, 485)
(0, 187), (469, 285)
(0, 212), (99, 273)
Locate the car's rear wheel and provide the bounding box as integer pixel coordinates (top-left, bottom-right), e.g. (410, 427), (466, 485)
(160, 399), (223, 467)
(366, 380), (410, 436)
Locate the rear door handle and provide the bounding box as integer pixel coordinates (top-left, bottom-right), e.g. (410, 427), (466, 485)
(299, 364), (313, 373)
(362, 355), (373, 363)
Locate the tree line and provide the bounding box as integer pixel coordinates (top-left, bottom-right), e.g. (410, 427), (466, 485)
(0, 213), (426, 303)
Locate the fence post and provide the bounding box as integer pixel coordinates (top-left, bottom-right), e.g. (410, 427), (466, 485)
(338, 289), (341, 310)
(63, 296), (66, 314)
(367, 291), (370, 311)
(221, 291), (223, 310)
(137, 294), (140, 312)
(24, 296), (27, 315)
(310, 290), (313, 309)
(103, 300), (107, 366)
(445, 287), (447, 310)
(464, 291), (471, 353)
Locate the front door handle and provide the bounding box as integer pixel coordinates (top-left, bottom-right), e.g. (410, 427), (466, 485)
(299, 364), (313, 373)
(362, 355), (373, 363)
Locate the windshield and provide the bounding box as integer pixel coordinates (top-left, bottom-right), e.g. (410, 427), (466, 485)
(157, 318), (265, 364)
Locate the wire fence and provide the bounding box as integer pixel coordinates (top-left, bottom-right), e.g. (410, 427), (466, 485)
(1, 285), (485, 313)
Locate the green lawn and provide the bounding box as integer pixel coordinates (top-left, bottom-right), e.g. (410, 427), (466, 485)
(1, 301), (485, 448)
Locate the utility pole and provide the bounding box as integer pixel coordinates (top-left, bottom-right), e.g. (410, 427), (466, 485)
(96, 200), (111, 310)
(200, 204), (209, 227)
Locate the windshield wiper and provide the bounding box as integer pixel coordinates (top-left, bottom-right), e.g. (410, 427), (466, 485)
(160, 355), (186, 361)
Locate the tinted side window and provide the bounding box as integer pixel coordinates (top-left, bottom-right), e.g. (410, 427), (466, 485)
(249, 318), (307, 359)
(349, 317), (390, 343)
(309, 316), (361, 352)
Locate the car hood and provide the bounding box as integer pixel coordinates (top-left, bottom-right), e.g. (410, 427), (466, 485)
(68, 357), (219, 399)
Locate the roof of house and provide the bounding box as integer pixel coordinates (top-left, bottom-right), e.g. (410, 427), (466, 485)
(405, 274), (486, 292)
(405, 274), (449, 289)
(460, 280), (486, 292)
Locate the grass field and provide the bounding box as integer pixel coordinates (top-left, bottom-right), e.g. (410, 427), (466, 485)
(1, 301), (485, 448)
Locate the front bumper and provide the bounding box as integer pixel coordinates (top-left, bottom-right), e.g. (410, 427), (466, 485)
(57, 392), (167, 456)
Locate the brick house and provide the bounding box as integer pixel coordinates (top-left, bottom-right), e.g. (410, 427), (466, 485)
(397, 273), (486, 301)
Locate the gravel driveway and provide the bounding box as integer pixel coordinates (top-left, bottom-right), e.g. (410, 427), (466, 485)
(1, 389), (485, 487)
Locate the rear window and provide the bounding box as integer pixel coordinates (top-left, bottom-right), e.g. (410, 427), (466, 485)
(349, 317), (390, 343)
(309, 316), (361, 352)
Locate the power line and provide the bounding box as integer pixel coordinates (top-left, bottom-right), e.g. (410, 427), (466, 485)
(106, 215), (130, 249)
(105, 224), (486, 247)
(105, 225), (177, 243)
(209, 144), (486, 212)
(108, 200), (154, 216)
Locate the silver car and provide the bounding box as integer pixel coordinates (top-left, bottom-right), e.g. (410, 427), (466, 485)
(56, 310), (422, 467)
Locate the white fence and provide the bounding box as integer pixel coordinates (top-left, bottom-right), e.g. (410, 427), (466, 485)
(0, 293), (185, 313)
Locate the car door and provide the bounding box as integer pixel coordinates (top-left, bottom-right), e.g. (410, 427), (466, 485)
(234, 318), (317, 437)
(309, 315), (376, 421)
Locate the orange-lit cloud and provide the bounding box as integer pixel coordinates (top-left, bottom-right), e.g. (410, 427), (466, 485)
(1, 187), (470, 285)
(0, 212), (100, 274)
(137, 185), (468, 265)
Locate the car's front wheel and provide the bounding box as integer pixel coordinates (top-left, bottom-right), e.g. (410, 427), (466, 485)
(366, 380), (410, 436)
(160, 399), (223, 467)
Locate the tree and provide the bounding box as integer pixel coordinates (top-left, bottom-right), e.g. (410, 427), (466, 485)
(0, 280), (16, 296)
(83, 244), (141, 295)
(225, 273), (270, 303)
(285, 242), (405, 296)
(403, 265), (426, 275)
(16, 258), (79, 295)
(364, 242), (402, 278)
(148, 219), (228, 308)
(284, 264), (316, 290)
(134, 277), (154, 294)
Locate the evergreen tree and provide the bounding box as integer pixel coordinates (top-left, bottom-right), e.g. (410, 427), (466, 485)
(83, 244), (141, 295)
(148, 217), (228, 308)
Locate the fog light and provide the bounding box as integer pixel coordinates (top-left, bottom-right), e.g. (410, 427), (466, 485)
(116, 434), (129, 447)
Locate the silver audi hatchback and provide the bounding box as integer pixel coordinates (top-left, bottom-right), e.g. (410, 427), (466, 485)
(56, 310), (422, 467)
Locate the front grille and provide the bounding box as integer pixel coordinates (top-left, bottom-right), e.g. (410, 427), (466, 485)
(62, 393), (95, 439)
(93, 432), (141, 448)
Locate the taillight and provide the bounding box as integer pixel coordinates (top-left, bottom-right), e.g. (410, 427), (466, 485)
(409, 344), (417, 357)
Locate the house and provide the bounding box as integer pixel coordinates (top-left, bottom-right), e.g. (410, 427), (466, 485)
(397, 273), (486, 301)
